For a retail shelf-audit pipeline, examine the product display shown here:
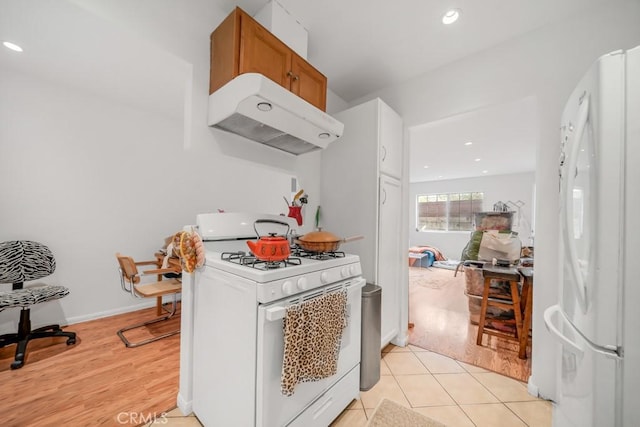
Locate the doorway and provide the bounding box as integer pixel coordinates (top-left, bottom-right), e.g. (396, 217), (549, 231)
(408, 265), (531, 381)
(406, 97), (538, 382)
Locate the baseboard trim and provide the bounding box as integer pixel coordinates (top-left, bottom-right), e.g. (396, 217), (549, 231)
(177, 393), (193, 416)
(66, 294), (184, 326)
(0, 300), (160, 335)
(527, 377), (539, 398)
(66, 301), (156, 325)
(391, 331), (409, 347)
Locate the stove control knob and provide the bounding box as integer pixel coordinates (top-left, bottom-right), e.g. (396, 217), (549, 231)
(341, 267), (349, 278)
(297, 277), (308, 291)
(350, 265), (358, 276)
(282, 281), (295, 295)
(320, 272), (329, 284)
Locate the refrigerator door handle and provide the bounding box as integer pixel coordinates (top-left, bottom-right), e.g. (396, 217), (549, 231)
(544, 304), (621, 360)
(561, 96), (591, 312)
(544, 305), (584, 355)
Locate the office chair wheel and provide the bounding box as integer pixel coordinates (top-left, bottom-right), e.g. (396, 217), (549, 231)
(67, 337), (76, 345)
(11, 359), (24, 370)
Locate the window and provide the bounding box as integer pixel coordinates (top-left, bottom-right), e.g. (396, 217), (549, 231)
(417, 192), (484, 231)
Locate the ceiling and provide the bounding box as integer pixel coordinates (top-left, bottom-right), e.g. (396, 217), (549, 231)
(231, 0), (613, 103)
(0, 1), (190, 120)
(1, 0), (617, 182)
(408, 97), (539, 183)
(227, 0), (611, 182)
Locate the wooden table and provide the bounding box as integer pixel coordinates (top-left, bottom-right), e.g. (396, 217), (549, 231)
(154, 252), (182, 316)
(518, 267), (533, 359)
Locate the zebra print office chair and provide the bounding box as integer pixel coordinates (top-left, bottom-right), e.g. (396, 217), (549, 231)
(0, 240), (76, 369)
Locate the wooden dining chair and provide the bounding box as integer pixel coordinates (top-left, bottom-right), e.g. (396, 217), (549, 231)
(115, 253), (182, 348)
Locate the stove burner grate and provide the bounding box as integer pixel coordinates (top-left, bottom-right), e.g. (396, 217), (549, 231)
(290, 248), (346, 260)
(221, 251), (302, 270)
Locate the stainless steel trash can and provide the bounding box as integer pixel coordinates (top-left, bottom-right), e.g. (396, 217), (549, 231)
(360, 283), (382, 391)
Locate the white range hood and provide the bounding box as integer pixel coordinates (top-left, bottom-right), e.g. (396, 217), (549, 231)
(208, 73), (344, 155)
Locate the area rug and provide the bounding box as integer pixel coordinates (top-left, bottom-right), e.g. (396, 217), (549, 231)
(366, 399), (447, 427)
(409, 266), (459, 289)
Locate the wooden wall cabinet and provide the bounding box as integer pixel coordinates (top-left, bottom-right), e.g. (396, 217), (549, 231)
(210, 7), (327, 111)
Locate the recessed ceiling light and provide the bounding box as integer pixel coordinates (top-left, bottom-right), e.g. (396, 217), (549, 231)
(2, 41), (23, 52)
(423, 165), (429, 169)
(464, 141), (473, 146)
(442, 9), (461, 25)
(482, 170), (489, 174)
(437, 175), (444, 179)
(474, 158), (481, 162)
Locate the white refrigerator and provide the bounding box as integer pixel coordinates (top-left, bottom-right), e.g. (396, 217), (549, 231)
(543, 45), (640, 426)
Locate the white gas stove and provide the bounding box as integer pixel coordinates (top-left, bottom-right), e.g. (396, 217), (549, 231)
(178, 212), (364, 427)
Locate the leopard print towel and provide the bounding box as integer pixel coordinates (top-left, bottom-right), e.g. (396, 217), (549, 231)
(281, 289), (348, 396)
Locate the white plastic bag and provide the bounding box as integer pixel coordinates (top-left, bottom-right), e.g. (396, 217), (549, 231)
(478, 230), (521, 262)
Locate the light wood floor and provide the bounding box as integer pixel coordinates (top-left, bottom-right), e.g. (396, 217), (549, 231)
(0, 306), (179, 426)
(408, 266), (532, 382)
(0, 268), (530, 426)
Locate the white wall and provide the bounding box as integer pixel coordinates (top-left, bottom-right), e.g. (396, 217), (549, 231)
(353, 1), (640, 399)
(0, 1), (342, 332)
(410, 172), (535, 260)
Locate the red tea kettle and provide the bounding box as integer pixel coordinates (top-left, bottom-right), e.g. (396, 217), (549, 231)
(246, 219), (291, 262)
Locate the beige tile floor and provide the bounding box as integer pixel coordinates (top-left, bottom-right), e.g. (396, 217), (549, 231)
(150, 344), (551, 427)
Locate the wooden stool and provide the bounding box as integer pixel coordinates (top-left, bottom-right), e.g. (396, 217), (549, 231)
(476, 265), (523, 347)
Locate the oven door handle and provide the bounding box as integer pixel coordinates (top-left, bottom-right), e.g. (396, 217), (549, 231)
(266, 306), (286, 321)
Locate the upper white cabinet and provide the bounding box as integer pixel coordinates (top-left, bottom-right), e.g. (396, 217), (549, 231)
(378, 102), (403, 179)
(320, 98), (405, 347)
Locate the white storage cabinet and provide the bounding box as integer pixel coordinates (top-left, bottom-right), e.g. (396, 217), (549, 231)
(320, 98), (404, 347)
